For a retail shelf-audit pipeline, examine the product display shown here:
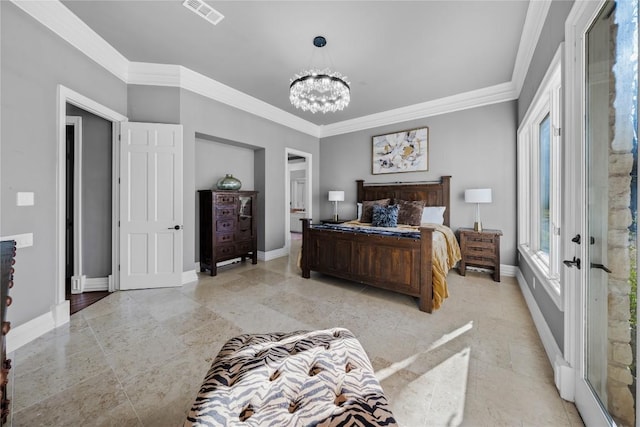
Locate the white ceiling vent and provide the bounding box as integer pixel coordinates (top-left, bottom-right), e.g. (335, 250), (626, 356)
(182, 0), (224, 26)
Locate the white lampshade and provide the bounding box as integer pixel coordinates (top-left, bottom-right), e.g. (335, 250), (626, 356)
(465, 188), (492, 204)
(328, 191), (345, 202)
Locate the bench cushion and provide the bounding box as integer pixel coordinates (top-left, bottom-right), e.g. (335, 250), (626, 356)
(185, 328), (397, 426)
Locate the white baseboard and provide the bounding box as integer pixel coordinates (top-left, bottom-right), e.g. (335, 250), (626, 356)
(500, 264), (518, 277)
(463, 264), (517, 277)
(516, 268), (574, 400)
(70, 275), (84, 294)
(182, 269), (198, 284)
(192, 248), (289, 270)
(258, 247), (289, 261)
(7, 300), (70, 353)
(83, 277), (109, 292)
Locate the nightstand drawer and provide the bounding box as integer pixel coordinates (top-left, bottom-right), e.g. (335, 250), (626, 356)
(465, 254), (497, 267)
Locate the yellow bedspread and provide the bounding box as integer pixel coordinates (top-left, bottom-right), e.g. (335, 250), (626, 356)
(429, 224), (462, 309)
(338, 221), (461, 310)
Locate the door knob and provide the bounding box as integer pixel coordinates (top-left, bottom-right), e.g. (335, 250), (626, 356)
(563, 257), (581, 269)
(168, 225), (182, 230)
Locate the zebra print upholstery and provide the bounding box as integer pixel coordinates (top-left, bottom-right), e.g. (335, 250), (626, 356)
(185, 328), (397, 426)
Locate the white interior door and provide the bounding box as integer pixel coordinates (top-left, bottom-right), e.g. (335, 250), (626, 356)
(119, 122), (183, 290)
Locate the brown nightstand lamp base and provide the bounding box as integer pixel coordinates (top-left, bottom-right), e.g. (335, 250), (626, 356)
(457, 228), (502, 282)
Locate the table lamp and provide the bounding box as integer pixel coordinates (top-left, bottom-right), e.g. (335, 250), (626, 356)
(465, 188), (492, 231)
(328, 190), (345, 221)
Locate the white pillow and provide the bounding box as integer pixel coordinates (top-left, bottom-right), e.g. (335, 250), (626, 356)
(421, 206), (446, 225)
(356, 202), (363, 221)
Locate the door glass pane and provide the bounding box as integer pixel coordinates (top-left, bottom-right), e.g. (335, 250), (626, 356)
(539, 114), (551, 256)
(586, 1), (638, 425)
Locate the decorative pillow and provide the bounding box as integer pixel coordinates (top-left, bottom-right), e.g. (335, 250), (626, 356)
(356, 202), (363, 221)
(421, 206), (446, 225)
(372, 204), (399, 227)
(395, 199), (426, 226)
(360, 198), (391, 223)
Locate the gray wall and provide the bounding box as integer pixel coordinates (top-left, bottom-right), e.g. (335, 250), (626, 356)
(66, 104), (113, 278)
(195, 138), (255, 192)
(319, 101), (518, 266)
(194, 137), (255, 262)
(516, 0), (574, 352)
(1, 2), (128, 327)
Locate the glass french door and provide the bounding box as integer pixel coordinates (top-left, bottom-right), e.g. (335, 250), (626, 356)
(573, 0), (638, 425)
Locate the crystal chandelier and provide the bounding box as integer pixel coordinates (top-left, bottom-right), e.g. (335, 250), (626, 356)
(289, 36), (350, 114)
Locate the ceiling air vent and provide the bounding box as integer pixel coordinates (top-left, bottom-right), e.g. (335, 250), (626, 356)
(182, 0), (224, 26)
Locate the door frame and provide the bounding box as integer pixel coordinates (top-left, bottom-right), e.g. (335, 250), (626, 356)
(284, 148), (312, 249)
(65, 116), (83, 294)
(56, 85), (127, 310)
(564, 1), (618, 425)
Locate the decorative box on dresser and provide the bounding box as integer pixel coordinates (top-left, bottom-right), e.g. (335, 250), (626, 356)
(0, 240), (16, 424)
(457, 228), (502, 282)
(199, 190), (258, 276)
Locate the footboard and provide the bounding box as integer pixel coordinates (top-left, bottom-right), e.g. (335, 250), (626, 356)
(301, 219), (433, 312)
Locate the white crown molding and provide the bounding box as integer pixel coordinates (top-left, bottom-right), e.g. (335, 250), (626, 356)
(511, 0), (552, 96)
(319, 81), (518, 138)
(127, 62), (321, 137)
(178, 66), (322, 138)
(14, 0), (546, 139)
(11, 0), (129, 82)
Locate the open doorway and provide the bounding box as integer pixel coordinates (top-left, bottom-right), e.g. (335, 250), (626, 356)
(56, 86), (127, 319)
(285, 148), (312, 251)
(65, 105), (113, 314)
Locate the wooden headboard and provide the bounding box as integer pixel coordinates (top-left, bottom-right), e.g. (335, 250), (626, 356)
(356, 176), (451, 226)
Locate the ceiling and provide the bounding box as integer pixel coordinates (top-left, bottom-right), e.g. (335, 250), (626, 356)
(60, 0), (531, 127)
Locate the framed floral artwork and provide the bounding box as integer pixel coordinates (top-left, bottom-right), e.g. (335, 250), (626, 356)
(372, 127), (429, 174)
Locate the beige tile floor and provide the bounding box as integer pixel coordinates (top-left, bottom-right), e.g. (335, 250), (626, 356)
(7, 241), (584, 426)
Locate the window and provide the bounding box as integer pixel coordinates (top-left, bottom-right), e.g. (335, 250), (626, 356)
(539, 113), (551, 258)
(518, 46), (562, 303)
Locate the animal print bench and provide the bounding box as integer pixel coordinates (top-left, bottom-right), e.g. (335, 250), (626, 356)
(185, 328), (397, 426)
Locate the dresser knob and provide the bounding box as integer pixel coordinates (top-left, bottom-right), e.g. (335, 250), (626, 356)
(5, 296), (11, 307)
(1, 322), (10, 336)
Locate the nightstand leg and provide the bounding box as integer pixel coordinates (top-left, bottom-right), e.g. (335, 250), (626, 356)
(459, 261), (466, 276)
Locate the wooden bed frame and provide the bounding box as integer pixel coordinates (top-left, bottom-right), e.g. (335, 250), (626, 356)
(301, 176), (451, 313)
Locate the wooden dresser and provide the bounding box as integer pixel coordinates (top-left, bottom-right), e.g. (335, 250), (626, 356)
(457, 228), (502, 282)
(198, 190), (258, 276)
(0, 240), (16, 424)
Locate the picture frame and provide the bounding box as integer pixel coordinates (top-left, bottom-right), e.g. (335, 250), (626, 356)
(372, 127), (429, 174)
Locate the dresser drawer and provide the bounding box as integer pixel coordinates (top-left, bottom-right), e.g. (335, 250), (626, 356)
(216, 233), (234, 244)
(216, 244), (236, 259)
(215, 194), (237, 205)
(236, 228), (252, 241)
(216, 206), (237, 218)
(216, 219), (236, 233)
(236, 241), (254, 253)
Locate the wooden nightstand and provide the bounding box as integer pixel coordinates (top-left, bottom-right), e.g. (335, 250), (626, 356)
(320, 218), (354, 224)
(457, 228), (502, 282)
